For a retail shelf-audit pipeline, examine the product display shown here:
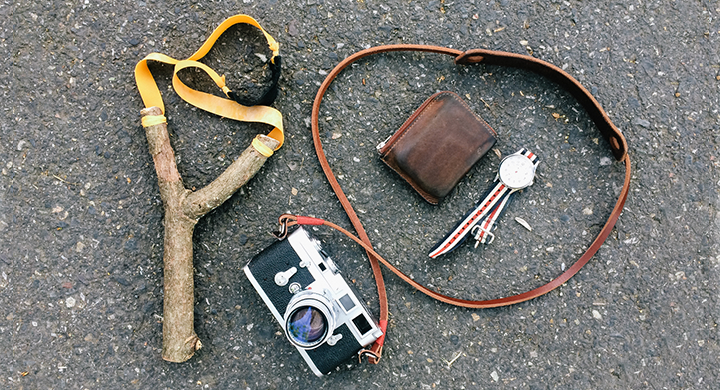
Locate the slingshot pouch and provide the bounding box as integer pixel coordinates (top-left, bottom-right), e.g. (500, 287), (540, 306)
(378, 91), (497, 204)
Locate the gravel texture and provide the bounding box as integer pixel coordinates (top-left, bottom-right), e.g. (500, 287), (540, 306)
(1, 0), (719, 389)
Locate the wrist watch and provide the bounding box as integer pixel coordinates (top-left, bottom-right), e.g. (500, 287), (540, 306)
(428, 148), (540, 258)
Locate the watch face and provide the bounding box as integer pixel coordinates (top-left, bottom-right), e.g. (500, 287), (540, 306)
(498, 155), (535, 189)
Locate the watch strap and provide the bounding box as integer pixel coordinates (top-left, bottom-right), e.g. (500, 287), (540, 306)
(518, 147), (540, 164)
(471, 148), (540, 246)
(428, 182), (513, 258)
(472, 191), (515, 246)
(428, 148), (539, 257)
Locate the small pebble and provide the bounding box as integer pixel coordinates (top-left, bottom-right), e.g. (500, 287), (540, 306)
(514, 217), (532, 231)
(113, 276), (130, 286)
(633, 118), (651, 128)
(287, 21), (299, 36)
(66, 297), (76, 308)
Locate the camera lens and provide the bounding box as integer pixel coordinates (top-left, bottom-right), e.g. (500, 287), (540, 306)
(286, 306), (328, 347)
(284, 290), (336, 349)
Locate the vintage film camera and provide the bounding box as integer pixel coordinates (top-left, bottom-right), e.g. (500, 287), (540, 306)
(243, 226), (383, 376)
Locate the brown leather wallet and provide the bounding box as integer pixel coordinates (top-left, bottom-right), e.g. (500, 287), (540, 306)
(378, 91), (497, 204)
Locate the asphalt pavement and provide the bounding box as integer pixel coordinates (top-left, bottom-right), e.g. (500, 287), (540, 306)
(1, 0), (719, 389)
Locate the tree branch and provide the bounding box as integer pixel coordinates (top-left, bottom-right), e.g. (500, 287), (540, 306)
(184, 134), (280, 220)
(140, 106), (278, 362)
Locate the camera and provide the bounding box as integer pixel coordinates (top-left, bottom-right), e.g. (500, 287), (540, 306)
(243, 226), (383, 376)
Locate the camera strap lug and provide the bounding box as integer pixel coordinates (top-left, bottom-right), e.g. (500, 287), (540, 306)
(273, 214), (297, 239)
(275, 214), (327, 239)
(358, 345), (382, 364)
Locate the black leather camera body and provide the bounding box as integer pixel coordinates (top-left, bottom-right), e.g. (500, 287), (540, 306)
(243, 226), (383, 376)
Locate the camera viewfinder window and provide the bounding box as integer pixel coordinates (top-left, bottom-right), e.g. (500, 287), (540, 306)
(339, 294), (355, 311)
(352, 314), (372, 335)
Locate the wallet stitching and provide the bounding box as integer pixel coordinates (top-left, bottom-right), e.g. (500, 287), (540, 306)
(446, 92), (498, 137)
(380, 91), (445, 155)
(384, 94), (444, 155)
(382, 94), (445, 202)
(385, 92), (497, 156)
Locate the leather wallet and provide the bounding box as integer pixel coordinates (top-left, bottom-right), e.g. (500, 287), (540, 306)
(378, 91), (497, 204)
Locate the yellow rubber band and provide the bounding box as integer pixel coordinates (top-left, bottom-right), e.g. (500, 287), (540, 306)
(141, 115), (167, 128)
(134, 14), (284, 152)
(252, 136), (274, 157)
(269, 42), (280, 56)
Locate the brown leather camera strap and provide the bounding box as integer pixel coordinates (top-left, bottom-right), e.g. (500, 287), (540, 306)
(305, 44), (631, 364)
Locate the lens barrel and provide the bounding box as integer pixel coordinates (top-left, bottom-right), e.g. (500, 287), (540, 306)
(284, 291), (336, 349)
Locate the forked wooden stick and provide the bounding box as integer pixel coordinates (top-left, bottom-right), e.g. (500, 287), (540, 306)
(140, 106), (280, 362)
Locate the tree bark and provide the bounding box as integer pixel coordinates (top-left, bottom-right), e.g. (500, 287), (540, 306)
(140, 106), (280, 363)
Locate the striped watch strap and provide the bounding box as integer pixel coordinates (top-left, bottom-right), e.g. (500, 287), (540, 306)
(428, 148), (539, 258)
